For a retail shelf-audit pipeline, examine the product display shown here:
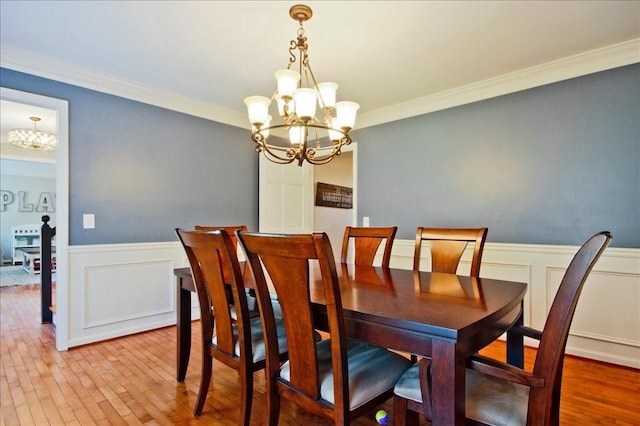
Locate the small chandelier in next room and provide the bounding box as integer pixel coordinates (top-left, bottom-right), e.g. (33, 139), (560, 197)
(244, 4), (360, 166)
(9, 116), (57, 150)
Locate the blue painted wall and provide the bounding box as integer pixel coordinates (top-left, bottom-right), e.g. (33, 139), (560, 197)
(2, 64), (638, 248)
(353, 64), (639, 247)
(1, 68), (259, 245)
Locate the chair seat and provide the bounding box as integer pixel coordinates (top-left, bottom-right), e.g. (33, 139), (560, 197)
(394, 363), (529, 426)
(214, 316), (288, 362)
(281, 338), (412, 410)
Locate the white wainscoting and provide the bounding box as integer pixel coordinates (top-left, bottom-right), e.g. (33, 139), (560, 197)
(388, 239), (640, 369)
(68, 239), (639, 368)
(67, 242), (196, 348)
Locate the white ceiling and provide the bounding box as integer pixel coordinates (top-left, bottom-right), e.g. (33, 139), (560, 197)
(1, 0), (639, 160)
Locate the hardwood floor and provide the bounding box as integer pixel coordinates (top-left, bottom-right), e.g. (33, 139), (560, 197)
(1, 284), (639, 425)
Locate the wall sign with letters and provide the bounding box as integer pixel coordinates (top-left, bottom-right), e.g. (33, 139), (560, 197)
(315, 182), (353, 209)
(0, 190), (56, 213)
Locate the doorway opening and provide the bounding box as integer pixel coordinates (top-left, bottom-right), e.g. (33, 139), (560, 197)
(0, 87), (69, 350)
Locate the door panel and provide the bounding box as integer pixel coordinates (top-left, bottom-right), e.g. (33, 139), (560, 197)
(259, 156), (313, 234)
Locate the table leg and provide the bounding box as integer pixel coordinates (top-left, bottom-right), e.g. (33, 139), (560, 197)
(507, 301), (525, 368)
(176, 276), (192, 382)
(431, 340), (466, 425)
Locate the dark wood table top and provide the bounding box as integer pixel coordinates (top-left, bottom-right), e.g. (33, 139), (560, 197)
(311, 263), (526, 343)
(175, 263), (526, 347)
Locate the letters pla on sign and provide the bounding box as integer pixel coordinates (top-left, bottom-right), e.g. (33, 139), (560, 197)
(0, 190), (14, 212)
(0, 190), (56, 213)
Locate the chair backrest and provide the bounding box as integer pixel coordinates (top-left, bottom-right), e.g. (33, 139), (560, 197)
(529, 231), (611, 424)
(238, 231), (350, 415)
(175, 228), (253, 360)
(413, 227), (488, 276)
(340, 226), (398, 267)
(194, 225), (247, 250)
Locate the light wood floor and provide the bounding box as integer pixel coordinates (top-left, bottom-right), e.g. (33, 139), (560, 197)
(1, 284), (639, 425)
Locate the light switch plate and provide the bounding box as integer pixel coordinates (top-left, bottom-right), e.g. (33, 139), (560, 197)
(363, 217), (370, 227)
(83, 214), (95, 229)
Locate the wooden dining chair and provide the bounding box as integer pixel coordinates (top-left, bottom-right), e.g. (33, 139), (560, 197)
(175, 229), (288, 424)
(340, 226), (398, 267)
(393, 231), (612, 426)
(194, 225), (247, 249)
(413, 227), (488, 276)
(238, 231), (413, 425)
(194, 225), (255, 312)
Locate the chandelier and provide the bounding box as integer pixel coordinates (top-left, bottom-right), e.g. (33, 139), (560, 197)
(8, 116), (57, 150)
(244, 4), (360, 166)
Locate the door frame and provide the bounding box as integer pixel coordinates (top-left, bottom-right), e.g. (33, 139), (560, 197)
(1, 87), (69, 351)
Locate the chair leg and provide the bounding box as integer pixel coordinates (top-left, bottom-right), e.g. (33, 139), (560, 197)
(193, 355), (213, 416)
(266, 384), (281, 426)
(393, 396), (419, 426)
(239, 367), (253, 426)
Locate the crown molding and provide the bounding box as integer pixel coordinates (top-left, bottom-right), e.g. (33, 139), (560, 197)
(357, 38), (640, 129)
(2, 39), (638, 131)
(0, 45), (249, 129)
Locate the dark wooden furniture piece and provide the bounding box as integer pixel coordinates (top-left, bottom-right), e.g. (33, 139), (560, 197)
(340, 226), (398, 267)
(41, 215), (56, 324)
(194, 224), (247, 247)
(238, 231), (413, 425)
(175, 229), (287, 423)
(413, 227), (488, 276)
(194, 225), (253, 311)
(173, 254), (528, 425)
(393, 231), (612, 426)
(175, 266), (195, 382)
(174, 224), (250, 383)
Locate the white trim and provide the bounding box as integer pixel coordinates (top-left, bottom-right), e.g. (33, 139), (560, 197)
(0, 87), (69, 351)
(0, 45), (247, 129)
(67, 241), (192, 348)
(2, 39), (638, 129)
(357, 38), (640, 128)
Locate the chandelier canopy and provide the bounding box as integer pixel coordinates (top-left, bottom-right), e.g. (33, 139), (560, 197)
(244, 4), (359, 166)
(8, 116), (57, 151)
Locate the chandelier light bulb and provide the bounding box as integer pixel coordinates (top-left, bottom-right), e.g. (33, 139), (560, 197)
(275, 69), (301, 98)
(335, 101), (360, 130)
(293, 88), (318, 121)
(289, 126), (305, 145)
(262, 115), (272, 139)
(317, 82), (338, 108)
(328, 119), (344, 142)
(244, 96), (271, 126)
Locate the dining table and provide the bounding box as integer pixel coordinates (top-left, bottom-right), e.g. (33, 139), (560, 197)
(174, 263), (527, 425)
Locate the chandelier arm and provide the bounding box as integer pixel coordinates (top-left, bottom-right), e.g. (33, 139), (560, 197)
(304, 144), (344, 165)
(288, 40), (298, 66)
(252, 124), (350, 165)
(252, 137), (297, 165)
(256, 123), (352, 145)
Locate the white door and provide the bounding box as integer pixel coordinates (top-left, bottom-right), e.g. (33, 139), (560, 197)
(259, 156), (313, 234)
